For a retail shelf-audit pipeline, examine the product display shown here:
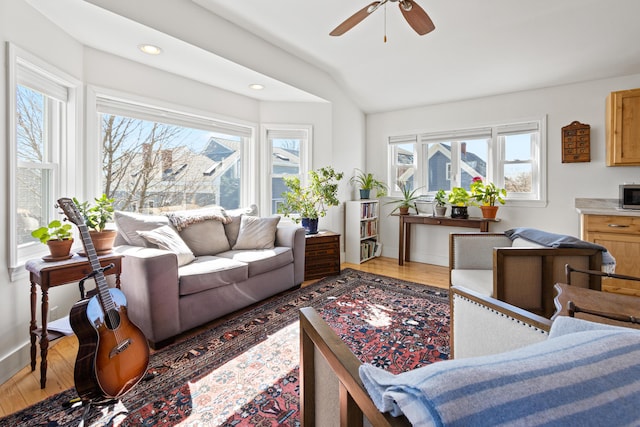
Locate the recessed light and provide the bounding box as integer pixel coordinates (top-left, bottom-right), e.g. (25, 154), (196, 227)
(249, 84), (264, 90)
(138, 44), (163, 55)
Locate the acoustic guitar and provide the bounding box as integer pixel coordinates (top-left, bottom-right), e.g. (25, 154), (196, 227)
(57, 197), (149, 402)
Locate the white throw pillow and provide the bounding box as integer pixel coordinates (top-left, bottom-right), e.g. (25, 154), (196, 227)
(232, 216), (280, 250)
(114, 211), (170, 247)
(137, 225), (195, 266)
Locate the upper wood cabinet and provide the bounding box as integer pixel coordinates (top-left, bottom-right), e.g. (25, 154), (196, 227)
(606, 88), (640, 166)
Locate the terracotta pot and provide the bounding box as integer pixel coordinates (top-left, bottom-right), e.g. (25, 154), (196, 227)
(89, 230), (117, 255)
(398, 206), (410, 215)
(480, 205), (499, 219)
(47, 238), (73, 259)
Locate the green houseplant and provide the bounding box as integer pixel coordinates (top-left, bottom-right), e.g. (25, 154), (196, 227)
(73, 194), (117, 254)
(278, 166), (344, 234)
(385, 181), (423, 215)
(433, 189), (448, 217)
(448, 187), (470, 218)
(470, 177), (506, 219)
(349, 169), (388, 199)
(31, 219), (74, 259)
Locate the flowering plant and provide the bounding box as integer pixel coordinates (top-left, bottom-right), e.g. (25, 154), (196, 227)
(470, 177), (506, 206)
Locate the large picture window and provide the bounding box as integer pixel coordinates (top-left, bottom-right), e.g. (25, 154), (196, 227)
(95, 94), (254, 213)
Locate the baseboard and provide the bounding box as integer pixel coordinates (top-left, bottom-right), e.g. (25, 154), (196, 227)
(0, 341), (31, 386)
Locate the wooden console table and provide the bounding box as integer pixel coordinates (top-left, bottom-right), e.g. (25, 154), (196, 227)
(397, 214), (498, 265)
(26, 253), (123, 388)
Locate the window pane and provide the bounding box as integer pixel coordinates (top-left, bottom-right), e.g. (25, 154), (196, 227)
(17, 85), (45, 163)
(426, 142), (451, 192)
(101, 114), (243, 212)
(503, 133), (533, 193)
(460, 138), (488, 189)
(393, 143), (415, 188)
(272, 139), (300, 175)
(17, 167), (51, 245)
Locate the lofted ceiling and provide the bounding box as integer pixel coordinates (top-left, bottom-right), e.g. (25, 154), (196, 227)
(28, 0), (640, 114)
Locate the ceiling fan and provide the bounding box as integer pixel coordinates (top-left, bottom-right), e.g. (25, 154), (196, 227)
(330, 0), (435, 37)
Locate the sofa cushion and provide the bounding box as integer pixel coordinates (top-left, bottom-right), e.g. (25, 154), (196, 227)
(450, 269), (493, 295)
(224, 204), (259, 248)
(178, 220), (231, 256)
(232, 215), (280, 250)
(217, 247), (293, 277)
(115, 211), (171, 247)
(177, 256), (248, 296)
(137, 225), (195, 267)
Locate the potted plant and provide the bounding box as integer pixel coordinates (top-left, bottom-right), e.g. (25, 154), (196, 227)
(73, 194), (117, 255)
(278, 166), (344, 234)
(433, 189), (448, 217)
(448, 187), (471, 218)
(31, 219), (74, 259)
(385, 181), (423, 215)
(349, 168), (388, 199)
(470, 177), (507, 219)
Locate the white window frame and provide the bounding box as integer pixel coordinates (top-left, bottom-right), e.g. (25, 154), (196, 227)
(260, 124), (312, 216)
(7, 43), (82, 278)
(86, 86), (257, 209)
(388, 117), (547, 207)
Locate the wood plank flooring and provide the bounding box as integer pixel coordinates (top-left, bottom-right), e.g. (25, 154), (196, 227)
(0, 257), (448, 417)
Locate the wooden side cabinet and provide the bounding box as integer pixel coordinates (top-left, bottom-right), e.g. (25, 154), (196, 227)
(581, 214), (640, 296)
(304, 231), (340, 280)
(606, 88), (640, 166)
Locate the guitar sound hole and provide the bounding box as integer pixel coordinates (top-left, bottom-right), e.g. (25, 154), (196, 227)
(104, 310), (121, 330)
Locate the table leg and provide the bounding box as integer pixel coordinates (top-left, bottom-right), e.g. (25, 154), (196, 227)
(398, 216), (405, 265)
(480, 222), (489, 232)
(39, 288), (49, 389)
(29, 281), (37, 372)
(405, 223), (412, 263)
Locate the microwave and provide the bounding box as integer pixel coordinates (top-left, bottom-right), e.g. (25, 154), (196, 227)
(620, 184), (640, 209)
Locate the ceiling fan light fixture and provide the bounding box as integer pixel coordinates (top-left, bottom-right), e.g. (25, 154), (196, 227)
(400, 1), (413, 12)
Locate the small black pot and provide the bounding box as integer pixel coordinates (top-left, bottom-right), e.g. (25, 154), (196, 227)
(450, 206), (469, 219)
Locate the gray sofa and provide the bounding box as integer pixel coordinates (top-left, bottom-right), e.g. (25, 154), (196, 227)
(113, 205), (306, 347)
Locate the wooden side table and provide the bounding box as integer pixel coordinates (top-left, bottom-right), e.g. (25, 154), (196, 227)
(304, 231), (341, 280)
(25, 254), (123, 388)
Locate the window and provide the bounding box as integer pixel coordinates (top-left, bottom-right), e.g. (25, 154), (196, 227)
(262, 125), (312, 215)
(93, 93), (255, 213)
(8, 44), (80, 273)
(389, 119), (546, 205)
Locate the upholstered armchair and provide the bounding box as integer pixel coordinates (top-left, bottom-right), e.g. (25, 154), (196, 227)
(449, 232), (603, 317)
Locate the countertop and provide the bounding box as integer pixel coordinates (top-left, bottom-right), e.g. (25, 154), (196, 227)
(575, 198), (640, 217)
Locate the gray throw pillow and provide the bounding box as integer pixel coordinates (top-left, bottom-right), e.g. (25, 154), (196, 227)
(178, 219), (231, 256)
(224, 204), (259, 247)
(137, 225), (195, 267)
(232, 216), (280, 250)
(114, 211), (170, 247)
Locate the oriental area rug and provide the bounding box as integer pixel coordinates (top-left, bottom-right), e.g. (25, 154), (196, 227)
(2, 268), (450, 426)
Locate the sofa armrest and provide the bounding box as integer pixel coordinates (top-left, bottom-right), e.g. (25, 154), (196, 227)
(276, 225), (306, 285)
(299, 307), (410, 427)
(114, 245), (181, 346)
(450, 286), (551, 359)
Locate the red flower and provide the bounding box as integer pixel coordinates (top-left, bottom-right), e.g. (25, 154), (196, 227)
(472, 176), (483, 183)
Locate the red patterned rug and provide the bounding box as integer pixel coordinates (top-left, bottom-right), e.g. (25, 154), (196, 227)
(2, 268), (449, 426)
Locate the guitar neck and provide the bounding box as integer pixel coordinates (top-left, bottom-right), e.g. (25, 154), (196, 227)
(77, 223), (115, 311)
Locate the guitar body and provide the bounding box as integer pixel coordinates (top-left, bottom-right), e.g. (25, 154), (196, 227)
(70, 288), (150, 401)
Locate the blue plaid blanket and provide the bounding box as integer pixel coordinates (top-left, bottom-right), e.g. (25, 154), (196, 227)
(360, 318), (640, 426)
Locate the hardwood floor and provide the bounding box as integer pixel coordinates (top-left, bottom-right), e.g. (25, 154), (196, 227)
(0, 257), (448, 417)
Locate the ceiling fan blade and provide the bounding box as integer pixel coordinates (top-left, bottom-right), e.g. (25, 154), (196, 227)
(330, 2), (382, 36)
(399, 0), (435, 35)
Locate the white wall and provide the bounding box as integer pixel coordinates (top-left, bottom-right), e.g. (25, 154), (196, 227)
(0, 0), (365, 384)
(368, 73), (640, 266)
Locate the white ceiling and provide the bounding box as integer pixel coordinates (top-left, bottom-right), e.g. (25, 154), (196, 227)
(28, 0), (640, 114)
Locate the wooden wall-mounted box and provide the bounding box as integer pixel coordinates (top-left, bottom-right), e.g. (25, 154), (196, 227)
(562, 121), (590, 163)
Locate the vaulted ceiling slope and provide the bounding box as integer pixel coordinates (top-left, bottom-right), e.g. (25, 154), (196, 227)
(28, 0), (640, 114)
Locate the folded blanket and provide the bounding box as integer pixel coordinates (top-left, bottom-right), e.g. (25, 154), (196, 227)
(360, 325), (640, 427)
(165, 206), (231, 231)
(505, 227), (616, 273)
